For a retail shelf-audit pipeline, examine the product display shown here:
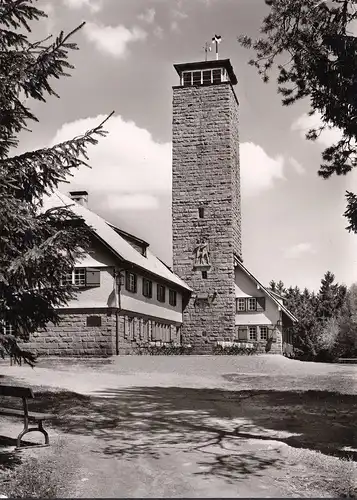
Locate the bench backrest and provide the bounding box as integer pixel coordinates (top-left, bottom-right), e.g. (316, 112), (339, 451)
(0, 385), (34, 399)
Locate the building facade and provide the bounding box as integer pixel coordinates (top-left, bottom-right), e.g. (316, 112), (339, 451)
(22, 191), (191, 357)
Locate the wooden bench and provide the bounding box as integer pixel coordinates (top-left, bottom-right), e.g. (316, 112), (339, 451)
(0, 385), (55, 449)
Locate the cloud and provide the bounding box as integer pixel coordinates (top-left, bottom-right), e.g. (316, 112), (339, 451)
(50, 114), (171, 211)
(240, 142), (285, 197)
(291, 112), (343, 147)
(51, 113), (284, 214)
(170, 3), (188, 32)
(288, 156), (305, 175)
(138, 8), (156, 24)
(284, 242), (316, 259)
(84, 23), (147, 58)
(62, 0), (101, 13)
(153, 26), (164, 39)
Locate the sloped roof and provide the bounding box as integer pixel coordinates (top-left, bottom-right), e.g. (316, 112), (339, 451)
(42, 191), (192, 292)
(234, 258), (298, 323)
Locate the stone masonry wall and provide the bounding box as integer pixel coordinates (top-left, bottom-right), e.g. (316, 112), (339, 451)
(21, 309), (117, 356)
(172, 82), (241, 353)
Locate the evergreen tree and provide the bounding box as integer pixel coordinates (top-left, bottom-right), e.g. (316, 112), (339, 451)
(0, 0), (112, 365)
(317, 271), (347, 320)
(239, 0), (357, 233)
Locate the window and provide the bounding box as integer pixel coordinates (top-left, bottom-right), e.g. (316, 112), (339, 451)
(260, 326), (268, 341)
(169, 289), (177, 306)
(2, 322), (13, 335)
(202, 271), (208, 279)
(60, 268), (100, 287)
(247, 298), (257, 311)
(212, 69), (221, 83)
(74, 268), (86, 286)
(202, 70), (211, 85)
(198, 207), (204, 219)
(126, 272), (137, 293)
(157, 284), (166, 303)
(237, 298), (246, 312)
(192, 71), (201, 85)
(143, 278), (152, 298)
(181, 68), (226, 87)
(183, 72), (191, 86)
(249, 326), (257, 341)
(128, 317), (135, 338)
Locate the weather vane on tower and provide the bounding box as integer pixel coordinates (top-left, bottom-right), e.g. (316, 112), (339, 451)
(203, 35), (222, 61)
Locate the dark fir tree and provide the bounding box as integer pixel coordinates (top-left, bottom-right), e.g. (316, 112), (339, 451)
(0, 0), (112, 365)
(239, 0), (357, 233)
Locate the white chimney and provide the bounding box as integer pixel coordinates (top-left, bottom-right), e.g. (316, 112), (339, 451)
(69, 190), (88, 207)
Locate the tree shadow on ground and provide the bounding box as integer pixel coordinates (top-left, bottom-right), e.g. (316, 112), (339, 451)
(8, 386), (353, 477)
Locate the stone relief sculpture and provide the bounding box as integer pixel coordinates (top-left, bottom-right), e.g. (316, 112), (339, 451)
(194, 242), (210, 267)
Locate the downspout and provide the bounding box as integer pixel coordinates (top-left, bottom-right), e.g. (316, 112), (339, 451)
(114, 268), (124, 356)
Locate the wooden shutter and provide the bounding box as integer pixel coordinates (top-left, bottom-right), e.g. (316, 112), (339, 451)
(256, 297), (266, 312)
(238, 326), (248, 340)
(86, 268), (100, 287)
(125, 271), (130, 291)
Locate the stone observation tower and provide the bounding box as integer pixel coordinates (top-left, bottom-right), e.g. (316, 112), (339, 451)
(172, 56), (242, 352)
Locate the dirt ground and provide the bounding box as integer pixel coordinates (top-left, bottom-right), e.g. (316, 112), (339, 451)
(0, 355), (356, 498)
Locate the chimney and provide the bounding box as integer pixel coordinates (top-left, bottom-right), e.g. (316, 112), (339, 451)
(69, 190), (88, 207)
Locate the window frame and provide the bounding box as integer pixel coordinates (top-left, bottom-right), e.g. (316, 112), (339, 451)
(142, 278), (153, 298)
(157, 284), (166, 303)
(259, 326), (268, 341)
(247, 297), (257, 312)
(248, 326), (257, 341)
(236, 298), (246, 312)
(169, 289), (177, 307)
(126, 271), (137, 294)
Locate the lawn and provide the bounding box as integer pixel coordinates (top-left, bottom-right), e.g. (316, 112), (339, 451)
(0, 355), (356, 498)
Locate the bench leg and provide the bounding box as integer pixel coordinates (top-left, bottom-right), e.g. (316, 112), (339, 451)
(16, 421), (50, 449)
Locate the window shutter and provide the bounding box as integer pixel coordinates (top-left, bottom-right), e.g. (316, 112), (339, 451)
(86, 268), (100, 287)
(256, 297), (266, 311)
(133, 274), (137, 293)
(238, 326), (248, 340)
(125, 272), (130, 290)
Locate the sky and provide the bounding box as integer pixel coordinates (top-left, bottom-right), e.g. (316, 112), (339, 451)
(18, 0), (357, 291)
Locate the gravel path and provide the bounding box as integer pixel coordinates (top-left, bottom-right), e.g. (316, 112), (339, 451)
(0, 355), (355, 497)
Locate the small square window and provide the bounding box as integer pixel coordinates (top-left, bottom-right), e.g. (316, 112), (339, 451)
(260, 326), (268, 341)
(74, 268), (86, 286)
(157, 284), (166, 303)
(143, 278), (152, 298)
(198, 207), (204, 219)
(237, 298), (246, 312)
(169, 289), (177, 307)
(202, 271), (208, 279)
(60, 271), (73, 286)
(247, 298), (257, 311)
(126, 272), (137, 293)
(2, 322), (13, 335)
(249, 326), (257, 341)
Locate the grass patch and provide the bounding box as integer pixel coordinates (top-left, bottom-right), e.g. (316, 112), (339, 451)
(1, 437), (78, 498)
(277, 448), (357, 498)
